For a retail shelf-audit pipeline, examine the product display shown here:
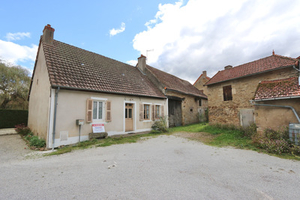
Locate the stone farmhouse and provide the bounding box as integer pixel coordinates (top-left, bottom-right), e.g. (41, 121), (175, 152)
(194, 70), (210, 97)
(203, 52), (300, 132)
(28, 24), (206, 148)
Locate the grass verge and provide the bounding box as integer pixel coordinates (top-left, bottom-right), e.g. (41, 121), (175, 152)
(46, 133), (159, 156)
(45, 123), (300, 160)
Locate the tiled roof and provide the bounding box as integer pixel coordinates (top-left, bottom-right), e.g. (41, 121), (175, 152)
(146, 65), (207, 98)
(42, 40), (165, 98)
(206, 54), (299, 86)
(254, 77), (300, 100)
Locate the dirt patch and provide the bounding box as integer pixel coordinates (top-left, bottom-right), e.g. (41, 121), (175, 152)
(174, 131), (217, 144)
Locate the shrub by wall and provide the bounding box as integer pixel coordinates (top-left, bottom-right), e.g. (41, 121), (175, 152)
(0, 110), (28, 128)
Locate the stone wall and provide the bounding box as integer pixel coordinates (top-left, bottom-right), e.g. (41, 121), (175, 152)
(255, 99), (300, 133)
(194, 74), (209, 96)
(166, 90), (204, 125)
(207, 67), (298, 126)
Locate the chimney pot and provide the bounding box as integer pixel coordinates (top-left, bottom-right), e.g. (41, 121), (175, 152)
(42, 24), (55, 45)
(224, 65), (232, 70)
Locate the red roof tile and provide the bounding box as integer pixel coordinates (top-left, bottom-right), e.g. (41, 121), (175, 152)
(146, 65), (207, 98)
(206, 54), (299, 86)
(42, 40), (165, 98)
(254, 77), (300, 100)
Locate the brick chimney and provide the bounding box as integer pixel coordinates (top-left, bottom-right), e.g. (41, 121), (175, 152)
(137, 54), (146, 73)
(202, 71), (207, 77)
(42, 24), (55, 45)
(224, 65), (232, 70)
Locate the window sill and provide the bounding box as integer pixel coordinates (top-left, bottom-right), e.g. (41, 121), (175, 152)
(92, 120), (107, 124)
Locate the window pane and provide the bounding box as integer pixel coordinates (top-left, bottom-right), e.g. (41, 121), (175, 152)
(98, 102), (103, 119)
(144, 104), (150, 119)
(156, 105), (160, 118)
(125, 108), (128, 118)
(93, 101), (97, 119)
(129, 109), (132, 118)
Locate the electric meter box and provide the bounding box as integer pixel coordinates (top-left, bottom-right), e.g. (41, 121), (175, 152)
(76, 119), (84, 126)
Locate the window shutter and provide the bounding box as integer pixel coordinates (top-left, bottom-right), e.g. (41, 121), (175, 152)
(106, 101), (111, 122)
(161, 105), (164, 117)
(139, 103), (143, 121)
(152, 105), (155, 121)
(86, 99), (93, 123)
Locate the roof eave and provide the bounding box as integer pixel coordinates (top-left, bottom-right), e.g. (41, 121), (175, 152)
(165, 88), (207, 99)
(51, 85), (167, 99)
(254, 95), (300, 101)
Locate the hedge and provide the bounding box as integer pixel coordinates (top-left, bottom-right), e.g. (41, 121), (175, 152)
(0, 110), (28, 128)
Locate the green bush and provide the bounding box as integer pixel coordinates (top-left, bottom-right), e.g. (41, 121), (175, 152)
(29, 136), (46, 148)
(252, 127), (300, 155)
(14, 124), (46, 149)
(264, 127), (289, 140)
(240, 123), (257, 138)
(0, 110), (28, 128)
(151, 117), (168, 133)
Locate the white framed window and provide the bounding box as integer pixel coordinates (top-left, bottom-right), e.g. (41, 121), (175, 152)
(93, 101), (104, 120)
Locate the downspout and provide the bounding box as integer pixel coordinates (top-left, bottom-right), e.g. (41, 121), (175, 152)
(52, 87), (60, 151)
(252, 102), (300, 123)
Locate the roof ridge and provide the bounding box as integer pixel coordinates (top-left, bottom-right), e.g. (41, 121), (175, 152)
(146, 65), (189, 84)
(44, 39), (134, 68)
(273, 54), (299, 61)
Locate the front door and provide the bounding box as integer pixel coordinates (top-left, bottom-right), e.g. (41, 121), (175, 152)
(125, 103), (133, 132)
(168, 99), (182, 127)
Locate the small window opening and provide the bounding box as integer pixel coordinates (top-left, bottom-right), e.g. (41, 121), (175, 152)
(223, 85), (232, 101)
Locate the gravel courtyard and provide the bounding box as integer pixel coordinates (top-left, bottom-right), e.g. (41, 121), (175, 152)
(1, 134), (300, 200)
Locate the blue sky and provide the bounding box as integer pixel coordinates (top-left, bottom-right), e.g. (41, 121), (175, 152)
(1, 0), (300, 83)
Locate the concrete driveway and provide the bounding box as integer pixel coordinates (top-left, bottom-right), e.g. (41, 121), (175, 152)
(0, 133), (33, 163)
(0, 134), (300, 199)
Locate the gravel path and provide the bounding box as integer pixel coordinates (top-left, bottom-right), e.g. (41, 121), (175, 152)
(0, 134), (33, 164)
(1, 135), (300, 199)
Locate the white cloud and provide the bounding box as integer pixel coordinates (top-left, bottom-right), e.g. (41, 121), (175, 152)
(109, 22), (126, 37)
(0, 40), (38, 65)
(126, 60), (137, 66)
(6, 32), (31, 41)
(132, 0), (300, 83)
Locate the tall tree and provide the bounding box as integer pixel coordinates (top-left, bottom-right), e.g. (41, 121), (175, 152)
(0, 61), (31, 110)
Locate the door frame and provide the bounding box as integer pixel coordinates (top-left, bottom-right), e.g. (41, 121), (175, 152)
(123, 101), (136, 132)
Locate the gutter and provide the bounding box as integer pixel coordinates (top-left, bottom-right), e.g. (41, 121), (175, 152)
(51, 85), (167, 99)
(254, 96), (300, 101)
(251, 101), (300, 123)
(52, 86), (60, 151)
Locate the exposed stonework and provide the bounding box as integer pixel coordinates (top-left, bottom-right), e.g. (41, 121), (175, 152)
(194, 71), (210, 96)
(166, 90), (204, 125)
(207, 67), (298, 127)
